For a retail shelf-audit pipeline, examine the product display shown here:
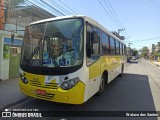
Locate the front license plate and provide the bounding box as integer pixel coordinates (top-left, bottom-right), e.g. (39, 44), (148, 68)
(36, 89), (46, 96)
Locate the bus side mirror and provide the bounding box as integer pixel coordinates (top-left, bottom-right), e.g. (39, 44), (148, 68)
(86, 46), (91, 58)
(92, 31), (98, 43)
(11, 32), (15, 44)
(86, 32), (92, 58)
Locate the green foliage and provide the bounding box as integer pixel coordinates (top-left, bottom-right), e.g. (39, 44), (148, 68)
(132, 48), (138, 56)
(140, 46), (149, 58)
(4, 0), (25, 22)
(154, 52), (160, 56)
(141, 53), (147, 57)
(5, 0), (25, 8)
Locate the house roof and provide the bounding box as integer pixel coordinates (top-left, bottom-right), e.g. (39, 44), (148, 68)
(12, 5), (55, 19)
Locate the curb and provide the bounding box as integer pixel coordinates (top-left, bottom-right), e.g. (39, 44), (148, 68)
(0, 97), (29, 111)
(150, 61), (160, 67)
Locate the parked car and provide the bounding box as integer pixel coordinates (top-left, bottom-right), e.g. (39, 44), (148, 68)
(132, 56), (136, 60)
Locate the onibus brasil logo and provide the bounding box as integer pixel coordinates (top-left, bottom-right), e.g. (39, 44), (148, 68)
(1, 109), (42, 117)
(2, 109), (11, 117)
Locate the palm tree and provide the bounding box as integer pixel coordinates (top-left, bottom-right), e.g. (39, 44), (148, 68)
(5, 0), (25, 23)
(5, 0), (25, 9)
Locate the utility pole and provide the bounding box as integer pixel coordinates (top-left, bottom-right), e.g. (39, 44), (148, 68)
(128, 43), (132, 56)
(118, 28), (125, 35)
(127, 43), (132, 62)
(16, 10), (17, 33)
(128, 42), (132, 47)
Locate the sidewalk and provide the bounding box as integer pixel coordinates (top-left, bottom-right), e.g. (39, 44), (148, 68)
(150, 61), (160, 67)
(0, 78), (27, 110)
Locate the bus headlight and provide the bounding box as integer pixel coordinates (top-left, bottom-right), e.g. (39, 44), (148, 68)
(60, 77), (80, 90)
(20, 73), (28, 84)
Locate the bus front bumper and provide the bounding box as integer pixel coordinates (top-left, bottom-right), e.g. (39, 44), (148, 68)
(19, 80), (85, 104)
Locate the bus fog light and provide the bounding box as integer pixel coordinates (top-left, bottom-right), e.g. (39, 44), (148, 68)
(60, 77), (80, 90)
(20, 73), (28, 84)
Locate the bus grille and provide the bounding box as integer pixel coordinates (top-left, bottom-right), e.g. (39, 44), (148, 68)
(35, 93), (55, 100)
(29, 79), (58, 89)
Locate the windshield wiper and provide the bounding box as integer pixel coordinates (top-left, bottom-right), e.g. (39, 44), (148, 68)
(27, 47), (39, 66)
(52, 55), (60, 68)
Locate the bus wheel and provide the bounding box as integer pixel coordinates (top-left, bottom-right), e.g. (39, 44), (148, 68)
(96, 76), (105, 96)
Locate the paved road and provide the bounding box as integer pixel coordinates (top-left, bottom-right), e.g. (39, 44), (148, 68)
(3, 59), (160, 120)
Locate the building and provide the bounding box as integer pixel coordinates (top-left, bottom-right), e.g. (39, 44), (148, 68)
(155, 42), (160, 52)
(0, 30), (22, 80)
(0, 0), (4, 30)
(6, 5), (55, 27)
(149, 44), (155, 54)
(0, 5), (55, 80)
(149, 44), (155, 60)
(154, 42), (160, 61)
(126, 47), (132, 62)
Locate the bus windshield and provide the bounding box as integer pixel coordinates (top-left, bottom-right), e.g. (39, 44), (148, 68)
(21, 18), (84, 68)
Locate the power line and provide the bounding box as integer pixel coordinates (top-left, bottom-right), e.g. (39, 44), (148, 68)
(62, 0), (81, 14)
(103, 0), (123, 29)
(126, 37), (160, 42)
(132, 44), (148, 47)
(107, 0), (124, 28)
(150, 0), (160, 9)
(98, 0), (120, 28)
(59, 0), (78, 15)
(98, 0), (129, 38)
(25, 0), (78, 17)
(33, 0), (60, 16)
(25, 0), (55, 17)
(49, 1), (72, 15)
(40, 0), (65, 16)
(106, 0), (128, 37)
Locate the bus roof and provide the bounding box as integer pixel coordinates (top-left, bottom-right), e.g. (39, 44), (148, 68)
(29, 15), (125, 44)
(29, 15), (85, 25)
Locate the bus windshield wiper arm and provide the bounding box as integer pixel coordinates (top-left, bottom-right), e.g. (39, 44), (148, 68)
(52, 55), (60, 68)
(27, 52), (36, 66)
(27, 47), (39, 66)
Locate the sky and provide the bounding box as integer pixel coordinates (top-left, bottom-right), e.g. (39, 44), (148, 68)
(30, 0), (160, 50)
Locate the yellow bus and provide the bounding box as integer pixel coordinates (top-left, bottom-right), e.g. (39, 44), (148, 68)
(19, 15), (127, 104)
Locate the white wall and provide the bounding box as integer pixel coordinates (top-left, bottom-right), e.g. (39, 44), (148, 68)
(0, 36), (9, 80)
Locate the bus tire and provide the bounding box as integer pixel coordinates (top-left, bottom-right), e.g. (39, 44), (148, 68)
(118, 64), (124, 77)
(96, 76), (105, 96)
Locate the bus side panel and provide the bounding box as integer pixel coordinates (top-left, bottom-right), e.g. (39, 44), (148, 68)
(100, 56), (111, 82)
(89, 59), (101, 79)
(87, 59), (101, 99)
(100, 55), (122, 83)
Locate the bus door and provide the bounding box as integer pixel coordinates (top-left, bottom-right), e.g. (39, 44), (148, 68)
(86, 24), (101, 95)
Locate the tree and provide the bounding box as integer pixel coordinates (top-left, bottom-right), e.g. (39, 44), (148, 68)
(140, 46), (149, 58)
(132, 48), (138, 56)
(5, 0), (25, 9)
(5, 0), (25, 23)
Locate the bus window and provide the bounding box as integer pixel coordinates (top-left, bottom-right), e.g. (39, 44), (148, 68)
(110, 37), (115, 54)
(120, 43), (123, 55)
(124, 45), (127, 55)
(115, 40), (120, 55)
(102, 32), (109, 54)
(86, 24), (100, 66)
(21, 18), (84, 67)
